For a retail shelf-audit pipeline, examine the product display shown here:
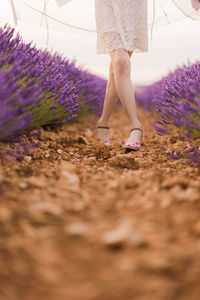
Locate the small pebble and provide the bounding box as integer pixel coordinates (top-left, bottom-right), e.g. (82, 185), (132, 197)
(85, 129), (93, 137)
(28, 202), (62, 218)
(24, 156), (32, 162)
(77, 136), (87, 144)
(57, 149), (62, 154)
(65, 222), (89, 237)
(143, 255), (172, 273)
(171, 186), (199, 202)
(162, 176), (189, 189)
(26, 176), (47, 188)
(19, 182), (28, 189)
(102, 219), (133, 249)
(108, 154), (139, 170)
(128, 232), (148, 248)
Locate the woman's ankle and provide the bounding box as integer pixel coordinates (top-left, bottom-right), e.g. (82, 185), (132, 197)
(97, 119), (109, 127)
(130, 121), (142, 130)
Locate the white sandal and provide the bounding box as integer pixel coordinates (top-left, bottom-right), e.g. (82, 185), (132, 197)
(123, 127), (143, 150)
(96, 126), (110, 146)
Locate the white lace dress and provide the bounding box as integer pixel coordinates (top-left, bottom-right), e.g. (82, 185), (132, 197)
(95, 0), (148, 55)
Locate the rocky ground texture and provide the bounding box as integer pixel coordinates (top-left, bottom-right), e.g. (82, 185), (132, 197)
(0, 106), (200, 300)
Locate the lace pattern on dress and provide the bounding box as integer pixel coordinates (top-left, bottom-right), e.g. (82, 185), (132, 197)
(97, 31), (148, 54)
(95, 0), (148, 55)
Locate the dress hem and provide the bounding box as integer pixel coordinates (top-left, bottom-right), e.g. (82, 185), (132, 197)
(96, 46), (149, 55)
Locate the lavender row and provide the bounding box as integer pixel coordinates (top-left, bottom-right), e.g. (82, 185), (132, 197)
(135, 61), (200, 140)
(0, 25), (107, 141)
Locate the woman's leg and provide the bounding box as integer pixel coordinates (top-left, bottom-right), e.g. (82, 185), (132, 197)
(97, 62), (119, 126)
(98, 50), (133, 127)
(109, 48), (142, 144)
(97, 61), (119, 141)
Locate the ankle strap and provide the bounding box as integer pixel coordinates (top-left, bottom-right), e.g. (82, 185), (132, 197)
(130, 128), (143, 134)
(97, 126), (110, 129)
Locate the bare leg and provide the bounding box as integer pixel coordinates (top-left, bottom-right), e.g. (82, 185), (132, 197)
(109, 48), (142, 144)
(97, 61), (119, 141)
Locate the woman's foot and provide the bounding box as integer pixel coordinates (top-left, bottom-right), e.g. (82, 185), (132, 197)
(123, 127), (143, 150)
(96, 124), (110, 146)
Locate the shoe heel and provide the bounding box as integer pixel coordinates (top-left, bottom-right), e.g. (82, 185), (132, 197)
(96, 126), (110, 146)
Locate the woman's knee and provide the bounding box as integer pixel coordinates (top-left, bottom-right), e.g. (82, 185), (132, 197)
(109, 62), (115, 82)
(110, 50), (130, 76)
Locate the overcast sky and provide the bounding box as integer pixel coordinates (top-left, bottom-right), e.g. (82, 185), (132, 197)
(1, 0), (200, 85)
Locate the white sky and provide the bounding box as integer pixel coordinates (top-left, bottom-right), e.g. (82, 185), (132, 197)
(1, 0), (200, 85)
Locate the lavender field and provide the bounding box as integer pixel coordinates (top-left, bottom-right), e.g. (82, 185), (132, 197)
(0, 25), (107, 141)
(1, 24), (200, 300)
(1, 24), (200, 150)
(136, 61), (200, 140)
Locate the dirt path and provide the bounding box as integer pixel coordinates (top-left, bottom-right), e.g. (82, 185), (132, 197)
(0, 106), (200, 300)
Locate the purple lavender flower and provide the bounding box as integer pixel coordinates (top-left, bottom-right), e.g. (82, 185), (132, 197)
(135, 60), (200, 141)
(167, 151), (179, 160)
(0, 24), (107, 141)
